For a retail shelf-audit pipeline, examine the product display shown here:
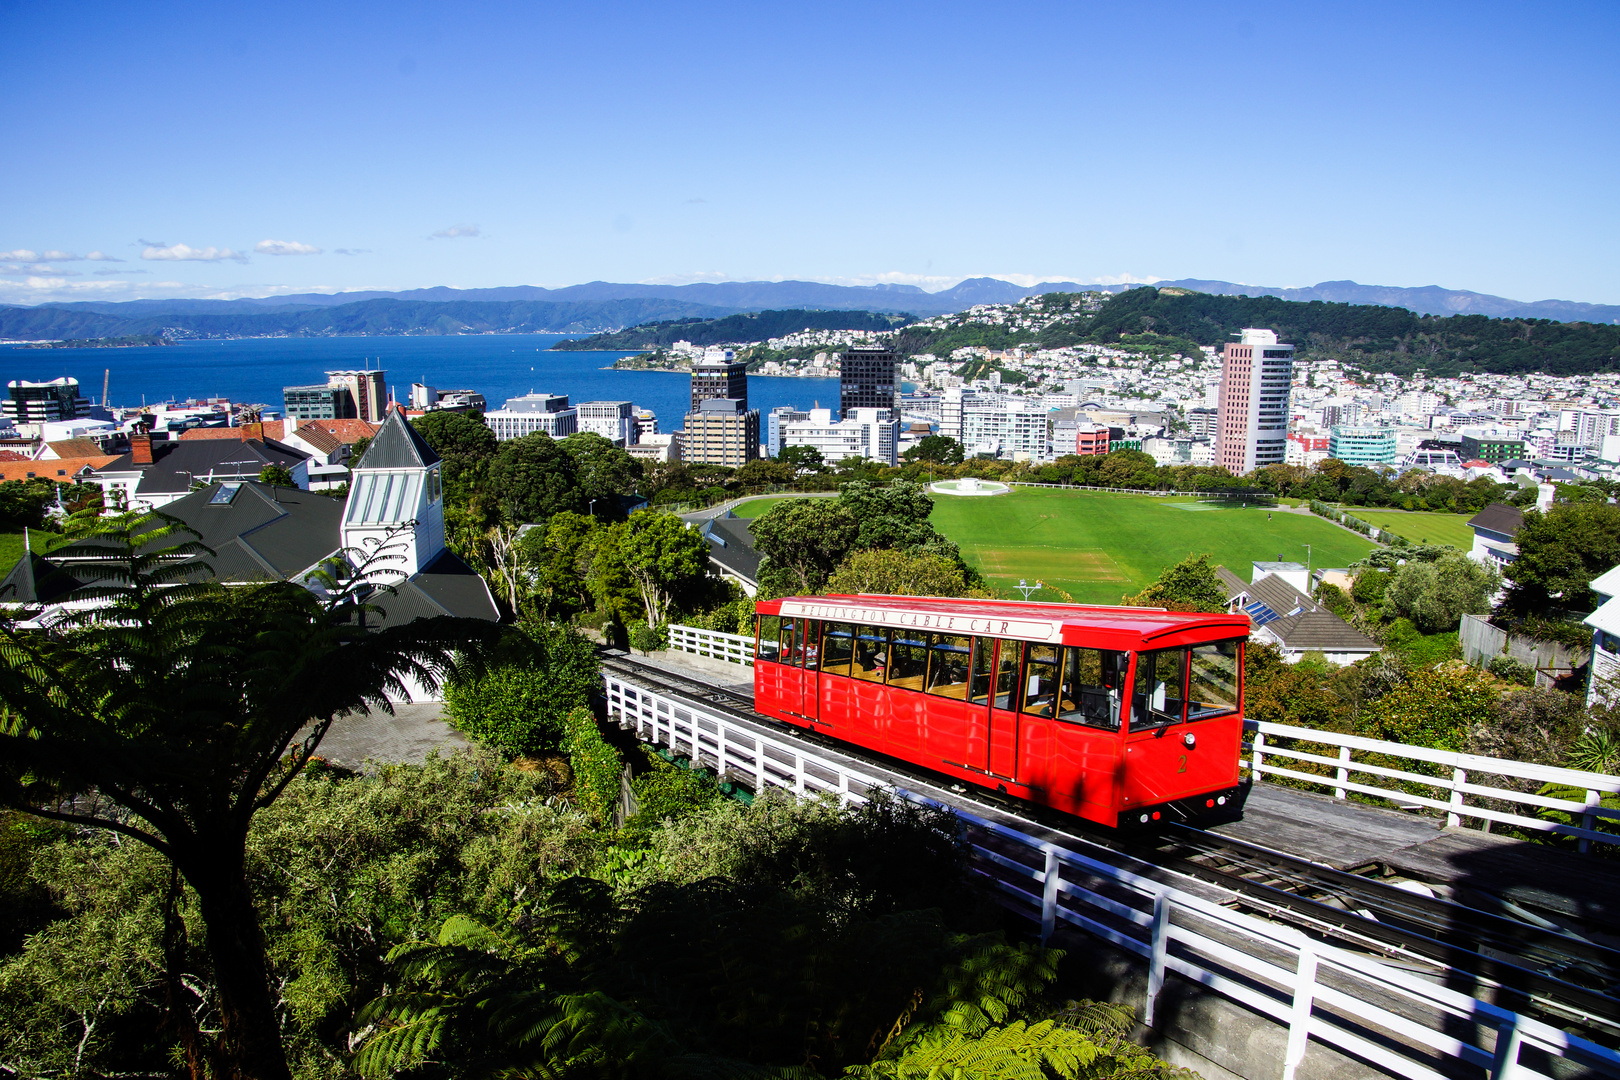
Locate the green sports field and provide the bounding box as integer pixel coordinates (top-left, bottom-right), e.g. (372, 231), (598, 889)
(1348, 509), (1475, 550)
(732, 490), (1377, 603)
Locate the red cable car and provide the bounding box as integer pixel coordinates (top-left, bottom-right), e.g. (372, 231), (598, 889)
(752, 594), (1252, 827)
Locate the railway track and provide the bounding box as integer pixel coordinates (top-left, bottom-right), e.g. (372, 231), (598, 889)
(598, 651), (1620, 1042)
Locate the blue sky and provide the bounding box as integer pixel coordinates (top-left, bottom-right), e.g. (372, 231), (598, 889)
(3, 0), (1617, 306)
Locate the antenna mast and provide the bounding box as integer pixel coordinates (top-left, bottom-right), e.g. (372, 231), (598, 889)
(102, 368), (110, 408)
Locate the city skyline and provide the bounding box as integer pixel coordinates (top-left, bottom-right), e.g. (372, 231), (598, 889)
(3, 0), (1618, 309)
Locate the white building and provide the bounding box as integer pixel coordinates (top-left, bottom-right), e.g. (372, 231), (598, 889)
(627, 432), (681, 464)
(1585, 565), (1620, 708)
(575, 400), (638, 446)
(484, 393), (578, 441)
(960, 397), (1049, 461)
(781, 408), (899, 465)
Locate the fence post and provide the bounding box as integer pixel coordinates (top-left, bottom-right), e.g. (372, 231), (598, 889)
(1334, 745), (1351, 800)
(1040, 848), (1060, 944)
(1251, 731), (1266, 777)
(1281, 948), (1319, 1080)
(1144, 892), (1170, 1028)
(1448, 767), (1467, 829)
(1582, 789), (1600, 855)
(1490, 1015), (1523, 1080)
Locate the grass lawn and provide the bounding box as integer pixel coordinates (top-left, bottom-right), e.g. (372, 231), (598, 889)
(732, 490), (1376, 603)
(0, 529), (60, 572)
(1348, 509), (1476, 550)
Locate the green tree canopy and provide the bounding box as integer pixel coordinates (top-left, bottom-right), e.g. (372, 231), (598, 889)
(612, 509), (713, 625)
(826, 548), (978, 597)
(1384, 551), (1499, 634)
(256, 464), (295, 488)
(442, 621), (600, 757)
(776, 443), (827, 470)
(488, 432), (586, 525)
(1123, 553), (1229, 612)
(901, 434), (965, 465)
(412, 411), (498, 501)
(560, 431), (642, 514)
(837, 480), (943, 551)
(750, 498), (861, 595)
(1504, 501), (1620, 612)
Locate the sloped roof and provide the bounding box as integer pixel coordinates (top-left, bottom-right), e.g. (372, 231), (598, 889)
(95, 438), (310, 495)
(1262, 610), (1380, 653)
(179, 421), (289, 442)
(703, 514), (762, 585)
(1214, 565), (1249, 599)
(1467, 503), (1524, 537)
(0, 456), (117, 482)
(1589, 564), (1620, 604)
(307, 419), (380, 444)
(355, 410), (440, 470)
(45, 438), (105, 459)
(290, 422), (345, 456)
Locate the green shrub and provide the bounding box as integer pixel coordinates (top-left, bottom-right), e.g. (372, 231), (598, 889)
(561, 707), (623, 825)
(1487, 655), (1536, 686)
(628, 619), (667, 655)
(443, 623), (599, 757)
(623, 750), (723, 840)
(1380, 618), (1461, 668)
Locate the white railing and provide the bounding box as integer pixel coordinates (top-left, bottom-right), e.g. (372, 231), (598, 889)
(1247, 719), (1620, 853)
(667, 624), (755, 667)
(601, 671), (1620, 1080)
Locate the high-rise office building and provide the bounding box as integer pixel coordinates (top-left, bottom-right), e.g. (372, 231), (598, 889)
(682, 398), (760, 466)
(1215, 328), (1294, 475)
(840, 346), (899, 420)
(781, 408), (899, 465)
(690, 348), (748, 412)
(325, 370), (388, 423)
(767, 406), (811, 457)
(5, 377), (91, 424)
(1327, 426), (1397, 466)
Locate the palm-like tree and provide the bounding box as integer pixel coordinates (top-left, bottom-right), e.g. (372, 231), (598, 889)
(0, 511), (502, 1080)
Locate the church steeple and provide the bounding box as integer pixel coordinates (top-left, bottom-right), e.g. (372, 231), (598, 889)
(341, 409), (445, 579)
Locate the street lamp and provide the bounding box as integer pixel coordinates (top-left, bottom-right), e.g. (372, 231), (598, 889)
(1302, 543), (1312, 585)
(1014, 578), (1044, 601)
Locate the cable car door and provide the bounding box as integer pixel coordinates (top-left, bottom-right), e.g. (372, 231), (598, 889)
(796, 619), (821, 722)
(776, 618), (802, 716)
(1123, 646), (1222, 807)
(985, 638), (1022, 781)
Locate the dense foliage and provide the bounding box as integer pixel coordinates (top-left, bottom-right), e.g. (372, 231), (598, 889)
(442, 621), (600, 757)
(552, 308), (914, 351)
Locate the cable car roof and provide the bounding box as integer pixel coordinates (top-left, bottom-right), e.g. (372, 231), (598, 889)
(759, 594), (1250, 645)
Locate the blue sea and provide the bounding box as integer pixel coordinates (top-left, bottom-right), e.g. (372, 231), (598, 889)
(0, 334), (843, 430)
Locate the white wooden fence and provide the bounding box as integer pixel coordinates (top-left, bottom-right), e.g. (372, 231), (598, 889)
(1246, 719), (1620, 853)
(600, 670), (1620, 1080)
(666, 624), (755, 666)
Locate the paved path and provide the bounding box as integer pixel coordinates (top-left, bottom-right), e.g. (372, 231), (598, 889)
(304, 701), (470, 770)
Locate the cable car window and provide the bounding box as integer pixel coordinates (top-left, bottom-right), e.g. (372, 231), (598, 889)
(821, 623), (855, 676)
(800, 619), (822, 671)
(993, 640), (1023, 711)
(1056, 647), (1128, 730)
(1022, 644), (1061, 716)
(1188, 640), (1241, 720)
(969, 637), (996, 704)
(888, 635), (928, 690)
(852, 625), (889, 683)
(925, 634), (972, 699)
(1129, 648), (1188, 731)
(781, 619), (799, 667)
(757, 615), (781, 662)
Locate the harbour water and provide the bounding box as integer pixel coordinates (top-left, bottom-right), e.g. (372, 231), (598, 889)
(0, 334), (843, 429)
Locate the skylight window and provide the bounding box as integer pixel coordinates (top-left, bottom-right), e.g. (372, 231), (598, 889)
(209, 483), (242, 505)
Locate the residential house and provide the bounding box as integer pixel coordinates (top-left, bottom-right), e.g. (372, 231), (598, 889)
(91, 433), (311, 510)
(1585, 565), (1620, 708)
(1215, 561), (1380, 665)
(1466, 503), (1524, 569)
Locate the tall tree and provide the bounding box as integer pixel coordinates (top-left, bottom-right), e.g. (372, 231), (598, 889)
(412, 411), (498, 502)
(0, 513), (499, 1080)
(750, 498), (861, 595)
(1384, 552), (1499, 634)
(488, 432), (585, 525)
(560, 431), (641, 515)
(614, 510), (712, 625)
(1504, 501), (1620, 613)
(901, 434), (964, 465)
(826, 548), (977, 597)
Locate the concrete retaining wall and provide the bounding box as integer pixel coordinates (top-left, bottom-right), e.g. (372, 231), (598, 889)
(1459, 613), (1589, 673)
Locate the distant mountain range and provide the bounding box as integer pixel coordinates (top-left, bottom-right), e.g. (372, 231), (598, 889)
(5, 276), (1617, 342)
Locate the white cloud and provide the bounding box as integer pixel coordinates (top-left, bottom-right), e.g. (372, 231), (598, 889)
(86, 251), (122, 262)
(332, 248), (371, 256)
(0, 250), (38, 261)
(41, 250), (82, 261)
(429, 224), (481, 239)
(256, 239), (322, 256)
(141, 242), (249, 263)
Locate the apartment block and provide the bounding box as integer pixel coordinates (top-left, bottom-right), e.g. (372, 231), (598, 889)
(1216, 328), (1294, 474)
